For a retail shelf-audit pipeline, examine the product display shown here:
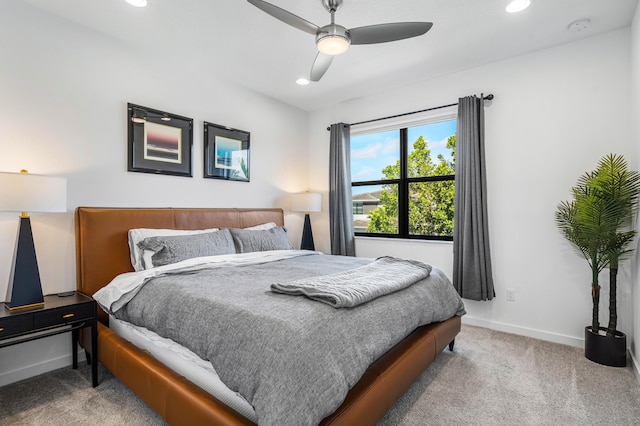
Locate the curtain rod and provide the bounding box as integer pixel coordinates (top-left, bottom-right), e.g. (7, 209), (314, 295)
(326, 93), (494, 131)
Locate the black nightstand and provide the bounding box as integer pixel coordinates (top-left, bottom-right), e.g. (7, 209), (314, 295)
(0, 292), (98, 387)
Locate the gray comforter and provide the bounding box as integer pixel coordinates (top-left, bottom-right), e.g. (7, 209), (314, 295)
(112, 253), (466, 426)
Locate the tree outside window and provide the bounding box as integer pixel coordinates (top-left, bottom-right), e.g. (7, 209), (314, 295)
(351, 119), (456, 240)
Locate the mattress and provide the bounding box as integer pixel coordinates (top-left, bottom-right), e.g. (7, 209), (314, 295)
(109, 316), (258, 422)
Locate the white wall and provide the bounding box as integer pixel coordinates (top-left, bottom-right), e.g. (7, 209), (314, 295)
(631, 3), (640, 378)
(309, 29), (634, 348)
(0, 2), (309, 385)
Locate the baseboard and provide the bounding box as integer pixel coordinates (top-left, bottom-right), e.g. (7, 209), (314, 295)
(461, 316), (584, 348)
(631, 350), (640, 385)
(0, 349), (82, 387)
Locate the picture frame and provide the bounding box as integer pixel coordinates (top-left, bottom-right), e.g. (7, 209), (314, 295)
(204, 122), (250, 182)
(127, 103), (193, 177)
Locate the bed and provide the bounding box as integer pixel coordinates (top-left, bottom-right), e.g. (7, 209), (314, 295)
(75, 207), (463, 426)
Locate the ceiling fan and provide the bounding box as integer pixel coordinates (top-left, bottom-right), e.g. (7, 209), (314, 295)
(247, 0), (433, 82)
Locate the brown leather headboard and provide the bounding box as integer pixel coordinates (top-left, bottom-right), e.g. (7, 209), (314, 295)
(75, 207), (285, 298)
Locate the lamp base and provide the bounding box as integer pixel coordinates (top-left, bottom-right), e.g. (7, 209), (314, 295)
(5, 301), (45, 311)
(4, 216), (45, 310)
(300, 213), (315, 251)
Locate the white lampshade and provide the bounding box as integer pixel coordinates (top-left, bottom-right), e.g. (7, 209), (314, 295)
(291, 192), (322, 213)
(0, 171), (67, 213)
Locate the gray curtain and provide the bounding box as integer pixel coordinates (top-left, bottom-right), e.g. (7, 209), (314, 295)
(453, 95), (495, 300)
(329, 123), (355, 256)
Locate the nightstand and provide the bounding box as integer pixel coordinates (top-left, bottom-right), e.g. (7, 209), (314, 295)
(0, 292), (98, 387)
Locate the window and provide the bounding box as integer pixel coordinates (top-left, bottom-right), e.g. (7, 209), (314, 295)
(350, 117), (456, 240)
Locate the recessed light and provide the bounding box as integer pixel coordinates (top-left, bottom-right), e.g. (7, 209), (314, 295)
(296, 78), (310, 86)
(506, 0), (530, 13)
(125, 0), (148, 7)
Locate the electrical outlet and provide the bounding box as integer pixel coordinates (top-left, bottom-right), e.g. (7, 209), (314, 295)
(506, 289), (516, 302)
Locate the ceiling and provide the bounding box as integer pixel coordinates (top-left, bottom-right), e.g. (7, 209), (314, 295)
(20, 0), (639, 112)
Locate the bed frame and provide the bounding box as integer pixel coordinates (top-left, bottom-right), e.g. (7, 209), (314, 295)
(75, 207), (461, 426)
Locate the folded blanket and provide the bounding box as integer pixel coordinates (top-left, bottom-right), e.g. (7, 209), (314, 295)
(270, 256), (432, 308)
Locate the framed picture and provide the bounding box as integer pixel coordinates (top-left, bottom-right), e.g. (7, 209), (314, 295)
(127, 103), (193, 177)
(204, 122), (250, 182)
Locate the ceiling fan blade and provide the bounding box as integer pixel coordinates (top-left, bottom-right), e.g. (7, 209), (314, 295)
(247, 0), (319, 36)
(349, 22), (433, 45)
(310, 52), (334, 82)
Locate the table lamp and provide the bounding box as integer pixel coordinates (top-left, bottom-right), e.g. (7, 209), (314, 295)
(0, 170), (67, 310)
(291, 192), (322, 250)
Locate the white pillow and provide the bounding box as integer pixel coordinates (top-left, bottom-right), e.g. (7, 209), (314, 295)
(243, 222), (276, 231)
(128, 228), (219, 271)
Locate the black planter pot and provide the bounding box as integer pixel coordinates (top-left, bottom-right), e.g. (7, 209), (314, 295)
(584, 326), (627, 367)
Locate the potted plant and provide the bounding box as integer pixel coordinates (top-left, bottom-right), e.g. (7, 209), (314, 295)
(555, 154), (640, 367)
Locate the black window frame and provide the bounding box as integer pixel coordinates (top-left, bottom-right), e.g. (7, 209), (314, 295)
(351, 127), (455, 241)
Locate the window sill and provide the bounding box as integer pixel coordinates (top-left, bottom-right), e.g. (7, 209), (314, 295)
(354, 236), (453, 244)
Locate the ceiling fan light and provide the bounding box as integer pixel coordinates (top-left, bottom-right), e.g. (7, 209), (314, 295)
(317, 35), (350, 55)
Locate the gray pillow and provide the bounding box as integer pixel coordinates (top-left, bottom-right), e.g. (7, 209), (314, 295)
(137, 228), (236, 268)
(230, 226), (294, 253)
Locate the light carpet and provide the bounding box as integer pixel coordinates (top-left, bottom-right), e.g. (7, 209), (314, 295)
(1, 325), (639, 425)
